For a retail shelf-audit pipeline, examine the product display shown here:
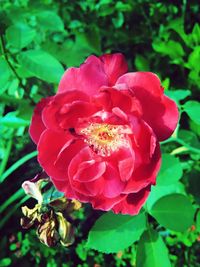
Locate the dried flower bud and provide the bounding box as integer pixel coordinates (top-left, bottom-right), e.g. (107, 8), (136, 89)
(37, 210), (59, 247)
(21, 176), (82, 247)
(21, 204), (41, 229)
(56, 212), (74, 246)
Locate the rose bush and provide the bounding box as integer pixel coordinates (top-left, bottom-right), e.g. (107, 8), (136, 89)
(29, 53), (178, 215)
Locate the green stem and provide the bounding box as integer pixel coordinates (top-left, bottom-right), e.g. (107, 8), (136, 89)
(161, 137), (200, 154)
(0, 136), (13, 177)
(0, 151), (38, 183)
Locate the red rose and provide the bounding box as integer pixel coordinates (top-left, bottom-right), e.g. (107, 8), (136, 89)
(29, 54), (178, 215)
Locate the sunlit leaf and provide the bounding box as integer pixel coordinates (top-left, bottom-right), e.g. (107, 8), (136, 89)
(17, 50), (64, 83)
(136, 229), (171, 267)
(6, 23), (36, 49)
(156, 154), (183, 185)
(151, 194), (195, 231)
(87, 211), (146, 253)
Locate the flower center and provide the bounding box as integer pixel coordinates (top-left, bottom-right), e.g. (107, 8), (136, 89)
(80, 123), (132, 156)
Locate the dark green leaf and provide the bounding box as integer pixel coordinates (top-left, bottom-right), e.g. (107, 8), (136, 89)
(17, 50), (64, 83)
(87, 211), (146, 253)
(178, 130), (200, 149)
(151, 194), (195, 231)
(136, 229), (171, 267)
(134, 54), (149, 71)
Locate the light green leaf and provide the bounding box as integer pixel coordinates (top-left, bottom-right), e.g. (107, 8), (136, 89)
(0, 58), (11, 90)
(184, 101), (200, 125)
(0, 111), (30, 128)
(6, 23), (36, 49)
(156, 154), (183, 185)
(165, 89), (191, 103)
(36, 11), (64, 31)
(152, 40), (184, 60)
(136, 229), (171, 267)
(17, 50), (64, 83)
(87, 211), (146, 253)
(151, 194), (195, 232)
(146, 182), (185, 211)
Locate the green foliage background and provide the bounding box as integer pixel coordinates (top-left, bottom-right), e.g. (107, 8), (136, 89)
(0, 0), (200, 266)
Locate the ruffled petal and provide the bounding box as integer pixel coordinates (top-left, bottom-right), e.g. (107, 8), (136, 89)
(58, 53), (128, 95)
(58, 55), (107, 95)
(116, 72), (179, 141)
(123, 144), (161, 194)
(102, 164), (125, 198)
(29, 97), (51, 144)
(112, 186), (151, 215)
(99, 53), (128, 86)
(37, 130), (83, 195)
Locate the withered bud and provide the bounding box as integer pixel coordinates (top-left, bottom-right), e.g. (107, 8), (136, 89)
(37, 210), (59, 247)
(56, 212), (74, 246)
(21, 204), (41, 229)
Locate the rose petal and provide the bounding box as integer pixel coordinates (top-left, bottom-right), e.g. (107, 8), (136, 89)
(29, 97), (51, 144)
(102, 164), (125, 198)
(123, 144), (161, 194)
(112, 186), (151, 215)
(116, 72), (179, 141)
(58, 55), (107, 95)
(58, 53), (128, 95)
(99, 53), (128, 86)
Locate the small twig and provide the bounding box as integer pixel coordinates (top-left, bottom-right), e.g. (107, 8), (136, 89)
(0, 34), (21, 81)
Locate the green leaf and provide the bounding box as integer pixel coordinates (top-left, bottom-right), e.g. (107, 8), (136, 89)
(0, 58), (11, 90)
(165, 89), (191, 103)
(183, 101), (200, 125)
(112, 12), (124, 28)
(156, 154), (183, 185)
(178, 130), (200, 149)
(152, 40), (184, 60)
(190, 23), (200, 46)
(6, 23), (36, 49)
(0, 258), (12, 266)
(87, 211), (146, 253)
(146, 182), (185, 211)
(134, 54), (149, 71)
(17, 50), (64, 83)
(136, 229), (171, 267)
(0, 111), (30, 128)
(151, 194), (195, 232)
(36, 11), (64, 32)
(196, 210), (200, 232)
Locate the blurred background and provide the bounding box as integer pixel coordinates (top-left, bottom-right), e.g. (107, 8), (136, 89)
(0, 0), (200, 266)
